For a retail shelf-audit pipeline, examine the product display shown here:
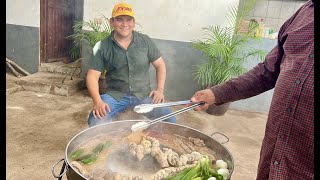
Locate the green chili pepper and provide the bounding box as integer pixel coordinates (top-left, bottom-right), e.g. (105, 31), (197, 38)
(70, 149), (85, 160)
(80, 154), (98, 164)
(76, 154), (92, 161)
(92, 143), (105, 154)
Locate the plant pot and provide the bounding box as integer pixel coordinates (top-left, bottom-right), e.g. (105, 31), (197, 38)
(206, 102), (231, 116)
(98, 76), (107, 94)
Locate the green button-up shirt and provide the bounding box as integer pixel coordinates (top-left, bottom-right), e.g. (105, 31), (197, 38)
(89, 31), (161, 101)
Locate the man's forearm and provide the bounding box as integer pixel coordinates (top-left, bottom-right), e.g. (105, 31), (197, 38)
(155, 65), (166, 92)
(86, 76), (103, 103)
(211, 44), (283, 104)
(211, 60), (280, 104)
(152, 57), (167, 92)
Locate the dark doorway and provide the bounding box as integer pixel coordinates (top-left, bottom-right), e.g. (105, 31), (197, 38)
(40, 0), (83, 63)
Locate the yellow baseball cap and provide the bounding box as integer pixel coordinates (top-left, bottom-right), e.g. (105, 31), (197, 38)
(112, 3), (135, 18)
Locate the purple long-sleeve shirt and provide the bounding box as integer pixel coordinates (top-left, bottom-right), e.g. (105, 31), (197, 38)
(211, 1), (314, 179)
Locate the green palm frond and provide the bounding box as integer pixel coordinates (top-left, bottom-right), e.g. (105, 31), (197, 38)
(193, 61), (234, 88)
(226, 6), (239, 34)
(227, 0), (257, 34)
(100, 15), (113, 33)
(193, 26), (234, 60)
(67, 15), (113, 60)
(192, 0), (267, 87)
(239, 48), (268, 61)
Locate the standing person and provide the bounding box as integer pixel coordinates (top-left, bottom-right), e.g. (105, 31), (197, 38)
(190, 0), (314, 179)
(86, 2), (176, 127)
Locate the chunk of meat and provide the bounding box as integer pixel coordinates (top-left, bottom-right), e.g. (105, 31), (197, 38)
(70, 161), (89, 177)
(126, 135), (206, 178)
(189, 137), (205, 147)
(151, 146), (169, 168)
(179, 154), (190, 166)
(140, 137), (152, 154)
(128, 143), (145, 161)
(147, 136), (160, 147)
(163, 148), (180, 167)
(129, 143), (137, 156)
(174, 137), (193, 153)
(188, 151), (203, 163)
(88, 168), (108, 180)
(149, 164), (196, 179)
(135, 144), (145, 161)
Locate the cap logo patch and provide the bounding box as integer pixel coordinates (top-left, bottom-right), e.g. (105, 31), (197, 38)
(116, 6), (132, 13)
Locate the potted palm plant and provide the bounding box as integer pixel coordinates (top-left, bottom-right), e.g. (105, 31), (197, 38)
(67, 15), (113, 94)
(192, 0), (267, 115)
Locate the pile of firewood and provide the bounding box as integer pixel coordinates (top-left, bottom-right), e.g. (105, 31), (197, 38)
(6, 58), (30, 77)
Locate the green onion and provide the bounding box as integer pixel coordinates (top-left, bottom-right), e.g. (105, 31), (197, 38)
(167, 156), (225, 180)
(167, 167), (193, 180)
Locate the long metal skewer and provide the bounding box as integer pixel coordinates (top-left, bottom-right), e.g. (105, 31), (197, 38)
(133, 100), (193, 113)
(131, 101), (205, 132)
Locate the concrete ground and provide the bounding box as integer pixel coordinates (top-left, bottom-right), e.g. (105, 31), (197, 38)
(6, 73), (268, 180)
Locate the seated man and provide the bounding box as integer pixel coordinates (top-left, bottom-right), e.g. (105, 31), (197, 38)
(86, 2), (176, 127)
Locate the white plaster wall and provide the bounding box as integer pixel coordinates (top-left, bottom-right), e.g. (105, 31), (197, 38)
(6, 0), (40, 27)
(83, 0), (240, 42)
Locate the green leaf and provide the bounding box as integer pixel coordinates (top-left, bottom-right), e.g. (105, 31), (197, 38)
(192, 0), (266, 87)
(67, 15), (114, 60)
(192, 177), (202, 180)
(167, 156), (226, 180)
(166, 167), (193, 180)
(182, 165), (201, 179)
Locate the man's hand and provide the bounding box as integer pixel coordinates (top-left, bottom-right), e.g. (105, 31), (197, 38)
(190, 89), (215, 111)
(86, 69), (111, 119)
(92, 100), (111, 119)
(149, 89), (165, 104)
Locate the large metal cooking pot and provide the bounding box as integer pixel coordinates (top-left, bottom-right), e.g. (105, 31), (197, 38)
(52, 120), (234, 180)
